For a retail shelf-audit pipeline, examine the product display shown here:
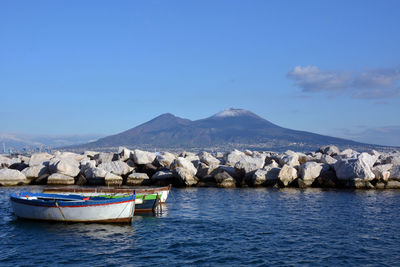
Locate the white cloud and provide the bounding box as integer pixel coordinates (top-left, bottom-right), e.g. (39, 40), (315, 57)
(352, 88), (400, 99)
(288, 66), (400, 99)
(336, 126), (400, 146)
(287, 66), (350, 92)
(352, 69), (400, 89)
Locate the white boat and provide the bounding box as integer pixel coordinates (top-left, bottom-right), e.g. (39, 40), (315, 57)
(10, 192), (136, 223)
(43, 185), (171, 203)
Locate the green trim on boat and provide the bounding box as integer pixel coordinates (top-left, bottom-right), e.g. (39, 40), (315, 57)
(98, 194), (159, 200)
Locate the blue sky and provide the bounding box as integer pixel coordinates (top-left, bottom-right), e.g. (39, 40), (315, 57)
(1, 0), (399, 145)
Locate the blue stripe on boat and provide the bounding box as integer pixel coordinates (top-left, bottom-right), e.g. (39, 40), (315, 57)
(10, 192), (135, 208)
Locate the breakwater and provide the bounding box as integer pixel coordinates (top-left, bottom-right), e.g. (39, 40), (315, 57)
(0, 145), (399, 189)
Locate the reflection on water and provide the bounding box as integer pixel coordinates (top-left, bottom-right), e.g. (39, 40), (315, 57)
(1, 186), (400, 266)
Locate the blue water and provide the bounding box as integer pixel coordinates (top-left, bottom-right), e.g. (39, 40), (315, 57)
(1, 186), (400, 266)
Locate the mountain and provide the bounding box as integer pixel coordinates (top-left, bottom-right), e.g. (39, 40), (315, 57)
(0, 133), (104, 153)
(70, 108), (392, 152)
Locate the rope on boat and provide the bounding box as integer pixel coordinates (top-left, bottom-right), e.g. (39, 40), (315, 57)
(55, 201), (66, 221)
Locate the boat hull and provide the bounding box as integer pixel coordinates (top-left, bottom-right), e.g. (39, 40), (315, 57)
(37, 192), (160, 213)
(43, 185), (171, 203)
(10, 193), (135, 223)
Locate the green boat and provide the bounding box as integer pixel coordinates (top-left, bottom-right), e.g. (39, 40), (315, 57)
(98, 193), (160, 213)
(43, 185), (171, 214)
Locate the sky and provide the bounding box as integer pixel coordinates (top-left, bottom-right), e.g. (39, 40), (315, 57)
(1, 0), (399, 146)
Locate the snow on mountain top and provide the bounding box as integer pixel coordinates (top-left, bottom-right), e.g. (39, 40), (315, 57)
(213, 108), (253, 118)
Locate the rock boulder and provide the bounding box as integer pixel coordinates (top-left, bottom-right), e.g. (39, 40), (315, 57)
(28, 153), (52, 166)
(214, 171), (236, 188)
(318, 145), (340, 156)
(47, 173), (75, 185)
(133, 149), (156, 165)
(104, 172), (123, 186)
(0, 169), (29, 186)
(225, 149), (246, 166)
(98, 161), (131, 176)
(299, 162), (325, 186)
(156, 152), (176, 168)
(278, 165), (297, 186)
(22, 165), (49, 180)
(234, 155), (265, 176)
(334, 157), (375, 181)
(172, 167), (198, 186)
(127, 172), (150, 186)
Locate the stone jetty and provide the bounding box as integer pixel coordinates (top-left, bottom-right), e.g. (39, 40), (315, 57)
(0, 146), (400, 189)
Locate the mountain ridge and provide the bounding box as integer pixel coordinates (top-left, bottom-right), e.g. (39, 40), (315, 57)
(68, 108), (393, 152)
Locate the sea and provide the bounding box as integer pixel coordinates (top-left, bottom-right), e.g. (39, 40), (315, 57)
(1, 186), (400, 266)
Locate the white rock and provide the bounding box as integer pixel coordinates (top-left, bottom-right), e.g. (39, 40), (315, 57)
(244, 150), (253, 156)
(83, 151), (98, 158)
(318, 145), (340, 156)
(184, 153), (200, 163)
(215, 152), (224, 159)
(358, 152), (378, 168)
(372, 164), (392, 181)
(118, 147), (133, 161)
(29, 153), (53, 166)
(129, 172), (149, 179)
(216, 166), (238, 179)
(80, 159), (96, 171)
(320, 154), (337, 165)
(214, 171), (236, 188)
(94, 152), (115, 165)
(225, 149), (246, 166)
(0, 169), (29, 186)
(47, 173), (75, 185)
(53, 151), (85, 162)
(369, 150), (381, 158)
(17, 155), (31, 163)
(133, 149), (156, 165)
(334, 157), (375, 181)
(299, 162), (324, 186)
(384, 180), (400, 189)
(152, 170), (173, 180)
(126, 172), (150, 186)
(267, 160), (279, 168)
(21, 165), (49, 179)
(196, 162), (217, 178)
(98, 161), (131, 176)
(309, 152), (322, 159)
(279, 150), (300, 166)
(234, 155), (266, 175)
(0, 155), (12, 168)
(339, 149), (359, 159)
(390, 165), (400, 179)
(104, 172), (123, 186)
(385, 155), (400, 165)
(53, 159), (81, 177)
(172, 167), (198, 186)
(251, 166), (280, 186)
(199, 152), (220, 166)
(156, 152), (176, 168)
(171, 157), (197, 176)
(278, 165), (297, 186)
(126, 172), (149, 185)
(84, 166), (107, 179)
(297, 153), (309, 164)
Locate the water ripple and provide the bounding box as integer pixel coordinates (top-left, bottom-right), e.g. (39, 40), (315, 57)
(1, 186), (400, 266)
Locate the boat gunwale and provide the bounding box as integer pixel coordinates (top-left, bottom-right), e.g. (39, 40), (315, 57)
(43, 185), (171, 194)
(43, 185), (171, 203)
(10, 192), (135, 208)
